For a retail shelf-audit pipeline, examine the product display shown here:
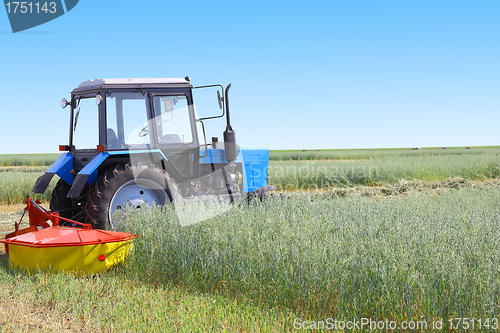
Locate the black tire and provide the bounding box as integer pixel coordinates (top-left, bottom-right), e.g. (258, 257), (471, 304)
(50, 179), (86, 223)
(84, 163), (178, 230)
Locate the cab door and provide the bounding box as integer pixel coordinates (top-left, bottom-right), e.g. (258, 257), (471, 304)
(150, 92), (199, 182)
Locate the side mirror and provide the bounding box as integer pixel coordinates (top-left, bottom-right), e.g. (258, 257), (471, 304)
(217, 90), (222, 110)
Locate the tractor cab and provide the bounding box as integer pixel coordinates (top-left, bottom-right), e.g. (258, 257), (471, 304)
(64, 78), (200, 179)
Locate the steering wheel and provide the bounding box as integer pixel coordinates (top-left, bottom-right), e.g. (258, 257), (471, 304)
(138, 125), (149, 137)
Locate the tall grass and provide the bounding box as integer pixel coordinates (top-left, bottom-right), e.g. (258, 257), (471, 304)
(270, 146), (500, 161)
(269, 153), (500, 190)
(0, 167), (55, 204)
(0, 154), (59, 166)
(123, 188), (500, 323)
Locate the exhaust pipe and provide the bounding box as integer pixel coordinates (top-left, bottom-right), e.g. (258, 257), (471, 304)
(223, 83), (237, 162)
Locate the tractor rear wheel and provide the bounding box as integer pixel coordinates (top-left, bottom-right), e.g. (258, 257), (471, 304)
(84, 163), (178, 230)
(50, 179), (86, 223)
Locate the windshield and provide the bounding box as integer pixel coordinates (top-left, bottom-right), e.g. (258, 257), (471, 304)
(72, 97), (99, 149)
(152, 95), (193, 145)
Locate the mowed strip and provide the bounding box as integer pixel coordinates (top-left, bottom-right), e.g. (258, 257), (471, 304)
(0, 269), (292, 332)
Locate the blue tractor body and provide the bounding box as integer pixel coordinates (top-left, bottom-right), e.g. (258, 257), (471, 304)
(199, 148), (270, 192)
(38, 148), (271, 196)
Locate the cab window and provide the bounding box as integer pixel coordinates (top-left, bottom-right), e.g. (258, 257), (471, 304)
(152, 95), (192, 145)
(106, 92), (150, 148)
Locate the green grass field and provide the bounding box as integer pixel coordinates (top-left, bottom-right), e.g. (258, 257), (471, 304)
(0, 154), (60, 167)
(0, 149), (499, 331)
(0, 167), (55, 205)
(0, 265), (293, 332)
(125, 188), (500, 324)
(270, 146), (500, 161)
(269, 153), (500, 190)
(3, 188), (500, 331)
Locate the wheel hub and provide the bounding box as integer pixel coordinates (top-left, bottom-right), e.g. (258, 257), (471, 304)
(109, 179), (167, 228)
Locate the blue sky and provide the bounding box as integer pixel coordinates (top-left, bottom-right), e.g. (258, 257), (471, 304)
(0, 0), (498, 153)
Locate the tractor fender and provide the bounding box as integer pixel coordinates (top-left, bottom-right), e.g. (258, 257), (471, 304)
(33, 153), (73, 194)
(67, 152), (109, 199)
(66, 150), (168, 199)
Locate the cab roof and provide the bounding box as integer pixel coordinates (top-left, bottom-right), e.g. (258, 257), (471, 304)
(72, 78), (192, 93)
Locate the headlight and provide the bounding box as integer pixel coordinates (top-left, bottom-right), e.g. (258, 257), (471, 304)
(95, 95), (103, 106)
(60, 98), (68, 109)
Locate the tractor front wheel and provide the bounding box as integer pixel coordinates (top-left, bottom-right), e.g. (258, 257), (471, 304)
(84, 163), (178, 230)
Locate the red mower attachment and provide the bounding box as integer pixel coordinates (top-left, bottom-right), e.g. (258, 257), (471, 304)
(1, 197), (139, 275)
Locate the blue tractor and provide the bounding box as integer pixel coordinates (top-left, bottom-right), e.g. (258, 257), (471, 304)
(33, 77), (275, 229)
